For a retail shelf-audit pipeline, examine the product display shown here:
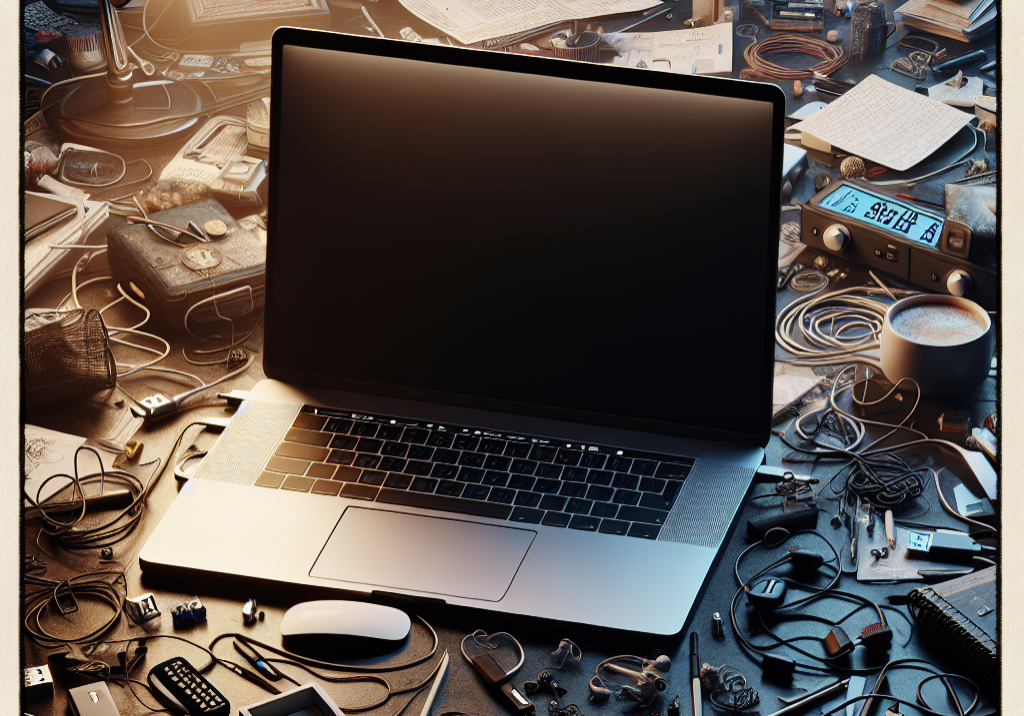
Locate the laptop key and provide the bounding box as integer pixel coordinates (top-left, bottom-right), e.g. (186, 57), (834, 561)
(407, 445), (434, 461)
(639, 477), (666, 493)
(266, 456), (310, 474)
(530, 445), (556, 462)
(405, 460), (432, 476)
(377, 457), (407, 472)
(590, 502), (618, 518)
(426, 432), (454, 448)
(514, 491), (541, 507)
(505, 443), (532, 458)
(559, 482), (587, 498)
(612, 473), (639, 490)
(292, 413), (327, 431)
(462, 485), (490, 500)
(431, 463), (459, 479)
(613, 489), (641, 505)
(586, 485), (613, 502)
(630, 459), (657, 476)
(330, 435), (359, 450)
(458, 452), (485, 468)
(565, 498), (592, 515)
(281, 475), (315, 492)
(488, 488), (515, 504)
(483, 455), (511, 471)
(341, 483), (379, 501)
(599, 519), (630, 536)
(381, 441), (408, 457)
(312, 479), (342, 496)
(350, 422), (379, 437)
(568, 515), (600, 531)
(482, 471), (509, 487)
(276, 443), (330, 462)
(328, 449), (356, 465)
(453, 435), (480, 451)
(353, 454), (381, 469)
(332, 466), (362, 482)
(377, 488), (513, 520)
(323, 417), (353, 433)
(639, 492), (675, 510)
(457, 467), (484, 483)
(539, 495), (567, 511)
(509, 507), (544, 524)
(579, 452), (607, 469)
(628, 523), (661, 539)
(562, 467), (587, 482)
(404, 428), (429, 444)
(587, 470), (613, 486)
(255, 472), (285, 488)
(433, 449), (459, 464)
(534, 478), (560, 494)
(435, 480), (463, 496)
(555, 448), (582, 466)
(359, 471), (387, 486)
(509, 459), (537, 475)
(378, 425), (405, 441)
(542, 511), (571, 528)
(508, 474), (535, 491)
(656, 462), (693, 478)
(607, 456), (632, 472)
(286, 428), (332, 447)
(306, 463), (337, 479)
(356, 438), (383, 453)
(383, 474), (413, 490)
(478, 438), (506, 454)
(410, 477), (438, 493)
(617, 505), (670, 525)
(535, 464), (562, 479)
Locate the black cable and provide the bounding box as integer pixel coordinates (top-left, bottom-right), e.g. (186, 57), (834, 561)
(23, 569), (127, 647)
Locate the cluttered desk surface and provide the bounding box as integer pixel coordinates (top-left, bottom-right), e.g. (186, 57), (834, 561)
(21, 1), (999, 716)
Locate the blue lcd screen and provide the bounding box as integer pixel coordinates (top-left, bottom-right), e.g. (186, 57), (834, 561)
(818, 185), (943, 247)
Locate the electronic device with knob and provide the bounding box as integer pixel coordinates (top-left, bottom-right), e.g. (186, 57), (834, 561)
(800, 180), (997, 309)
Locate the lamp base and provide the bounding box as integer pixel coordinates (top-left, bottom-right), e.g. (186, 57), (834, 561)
(53, 76), (202, 146)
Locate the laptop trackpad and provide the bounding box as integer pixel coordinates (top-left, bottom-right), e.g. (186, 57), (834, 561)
(310, 507), (536, 602)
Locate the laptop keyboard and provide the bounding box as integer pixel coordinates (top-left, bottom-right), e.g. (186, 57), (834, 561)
(254, 405), (694, 539)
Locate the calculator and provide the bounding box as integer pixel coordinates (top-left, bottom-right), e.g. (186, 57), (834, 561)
(147, 657), (229, 716)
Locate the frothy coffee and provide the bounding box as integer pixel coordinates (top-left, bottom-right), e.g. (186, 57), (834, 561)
(890, 304), (988, 346)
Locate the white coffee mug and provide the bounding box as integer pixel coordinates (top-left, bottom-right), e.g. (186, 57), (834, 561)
(879, 295), (994, 397)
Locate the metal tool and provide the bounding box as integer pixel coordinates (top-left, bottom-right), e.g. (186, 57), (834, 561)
(769, 678), (850, 716)
(618, 4), (673, 32)
(461, 630), (534, 715)
(846, 675), (867, 716)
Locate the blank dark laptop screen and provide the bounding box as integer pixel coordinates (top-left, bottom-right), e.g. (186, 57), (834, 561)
(265, 33), (782, 443)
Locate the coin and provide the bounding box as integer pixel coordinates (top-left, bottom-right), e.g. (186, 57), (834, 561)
(204, 219), (228, 238)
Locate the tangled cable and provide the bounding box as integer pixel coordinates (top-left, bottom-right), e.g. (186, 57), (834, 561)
(23, 569), (128, 647)
(741, 34), (847, 81)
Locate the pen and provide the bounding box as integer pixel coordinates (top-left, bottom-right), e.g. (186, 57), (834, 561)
(419, 651), (450, 716)
(690, 632), (702, 716)
(768, 678), (850, 716)
(884, 510), (895, 549)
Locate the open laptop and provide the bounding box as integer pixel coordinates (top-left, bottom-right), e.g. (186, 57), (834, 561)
(140, 28), (784, 635)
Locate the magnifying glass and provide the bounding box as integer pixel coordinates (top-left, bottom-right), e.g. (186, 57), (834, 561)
(461, 630), (535, 715)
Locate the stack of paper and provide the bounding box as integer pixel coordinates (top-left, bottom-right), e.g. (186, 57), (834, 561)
(895, 0), (996, 42)
(24, 181), (109, 297)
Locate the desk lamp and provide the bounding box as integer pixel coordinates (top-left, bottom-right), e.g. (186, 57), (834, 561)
(51, 0), (203, 144)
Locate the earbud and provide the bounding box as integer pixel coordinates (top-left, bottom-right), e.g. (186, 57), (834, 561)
(746, 576), (788, 608)
(787, 547), (825, 571)
(589, 675), (613, 702)
(650, 654), (672, 672)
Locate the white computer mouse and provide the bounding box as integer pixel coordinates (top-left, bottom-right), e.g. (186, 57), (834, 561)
(280, 600), (411, 656)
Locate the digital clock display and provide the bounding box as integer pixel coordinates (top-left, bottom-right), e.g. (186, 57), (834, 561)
(818, 185), (943, 248)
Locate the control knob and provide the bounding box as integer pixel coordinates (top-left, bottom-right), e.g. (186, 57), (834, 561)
(946, 269), (973, 297)
(822, 224), (851, 252)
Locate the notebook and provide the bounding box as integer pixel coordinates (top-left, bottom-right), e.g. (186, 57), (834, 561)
(139, 29), (785, 635)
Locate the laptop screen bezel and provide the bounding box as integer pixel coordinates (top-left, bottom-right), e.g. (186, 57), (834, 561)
(265, 27), (785, 448)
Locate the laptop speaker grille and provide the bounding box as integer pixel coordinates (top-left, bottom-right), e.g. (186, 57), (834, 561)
(194, 400), (301, 485)
(658, 461), (754, 548)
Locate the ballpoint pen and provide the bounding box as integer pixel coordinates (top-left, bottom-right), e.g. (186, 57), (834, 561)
(768, 678), (850, 716)
(690, 632), (702, 716)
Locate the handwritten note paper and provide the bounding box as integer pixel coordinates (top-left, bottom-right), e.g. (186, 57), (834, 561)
(603, 23), (733, 75)
(789, 74), (973, 171)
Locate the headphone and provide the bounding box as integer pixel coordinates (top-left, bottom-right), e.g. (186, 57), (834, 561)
(589, 653), (671, 706)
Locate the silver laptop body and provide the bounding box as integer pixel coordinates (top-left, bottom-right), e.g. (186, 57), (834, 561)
(140, 29), (785, 635)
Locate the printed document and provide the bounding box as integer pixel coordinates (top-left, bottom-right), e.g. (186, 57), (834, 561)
(603, 23), (733, 75)
(395, 0), (662, 46)
(789, 75), (973, 171)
